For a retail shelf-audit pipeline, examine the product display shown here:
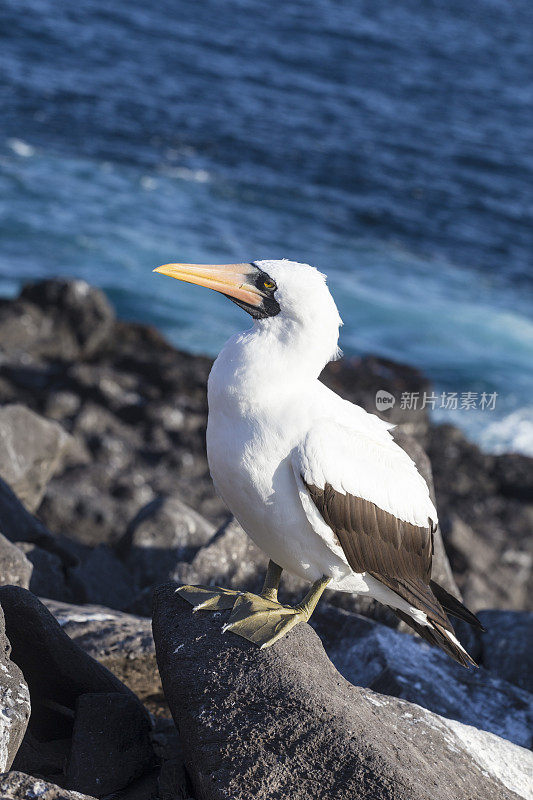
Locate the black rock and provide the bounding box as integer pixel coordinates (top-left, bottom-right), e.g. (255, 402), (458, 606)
(70, 545), (136, 611)
(0, 771), (96, 800)
(428, 423), (532, 611)
(17, 542), (73, 602)
(0, 586), (153, 793)
(0, 477), (78, 568)
(0, 606), (30, 771)
(476, 610), (533, 694)
(43, 599), (161, 703)
(491, 453), (533, 502)
(16, 279), (114, 361)
(65, 692), (154, 796)
(152, 583), (528, 800)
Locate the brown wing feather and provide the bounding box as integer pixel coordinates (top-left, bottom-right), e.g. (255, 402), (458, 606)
(305, 481), (450, 631)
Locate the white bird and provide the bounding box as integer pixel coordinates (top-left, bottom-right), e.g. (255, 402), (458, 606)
(154, 259), (482, 665)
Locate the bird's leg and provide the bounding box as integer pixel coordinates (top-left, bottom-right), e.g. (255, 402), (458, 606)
(223, 574), (331, 649)
(260, 560), (283, 602)
(176, 559), (284, 613)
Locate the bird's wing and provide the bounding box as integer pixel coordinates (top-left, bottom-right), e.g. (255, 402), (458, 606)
(291, 417), (446, 624)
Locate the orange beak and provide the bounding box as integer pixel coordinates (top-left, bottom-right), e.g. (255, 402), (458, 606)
(153, 262), (263, 309)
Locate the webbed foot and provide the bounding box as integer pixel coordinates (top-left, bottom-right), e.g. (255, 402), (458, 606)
(222, 574), (331, 649)
(222, 592), (306, 648)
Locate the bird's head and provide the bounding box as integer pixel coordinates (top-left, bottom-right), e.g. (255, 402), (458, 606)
(153, 258), (342, 331)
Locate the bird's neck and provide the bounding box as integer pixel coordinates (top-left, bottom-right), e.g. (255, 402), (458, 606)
(208, 316), (339, 408)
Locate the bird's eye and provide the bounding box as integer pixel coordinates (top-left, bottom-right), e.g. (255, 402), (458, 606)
(263, 279), (276, 290)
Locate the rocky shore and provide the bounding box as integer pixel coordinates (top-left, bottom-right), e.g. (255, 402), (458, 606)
(0, 279), (531, 799)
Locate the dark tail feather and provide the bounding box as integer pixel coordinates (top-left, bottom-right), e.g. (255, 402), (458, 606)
(429, 581), (485, 631)
(392, 607), (478, 668)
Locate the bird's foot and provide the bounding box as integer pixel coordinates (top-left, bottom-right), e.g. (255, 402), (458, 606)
(176, 584), (243, 612)
(222, 591), (309, 649)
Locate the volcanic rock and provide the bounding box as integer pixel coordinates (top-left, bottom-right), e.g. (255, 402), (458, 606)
(65, 692), (154, 796)
(120, 495), (215, 590)
(0, 405), (74, 513)
(457, 609), (533, 694)
(0, 586), (152, 793)
(152, 583), (531, 800)
(0, 771), (96, 800)
(43, 599), (160, 702)
(0, 606), (30, 771)
(310, 603), (532, 747)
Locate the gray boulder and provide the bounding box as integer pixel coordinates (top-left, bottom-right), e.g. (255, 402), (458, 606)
(0, 279), (115, 362)
(0, 771), (96, 800)
(311, 603), (532, 747)
(0, 534), (32, 589)
(0, 477), (78, 568)
(0, 405), (73, 513)
(153, 583), (531, 800)
(0, 606), (30, 771)
(120, 495), (215, 589)
(43, 599), (160, 702)
(478, 610), (533, 693)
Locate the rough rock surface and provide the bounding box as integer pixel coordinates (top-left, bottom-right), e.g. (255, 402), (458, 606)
(0, 606), (30, 772)
(0, 279), (115, 362)
(0, 534), (32, 589)
(310, 603), (533, 747)
(0, 771), (96, 800)
(153, 583), (531, 800)
(0, 404), (73, 513)
(43, 599), (160, 702)
(0, 478), (79, 587)
(0, 586), (153, 793)
(65, 692), (154, 796)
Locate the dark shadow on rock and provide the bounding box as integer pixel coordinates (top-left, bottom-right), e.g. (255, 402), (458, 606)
(0, 586), (153, 796)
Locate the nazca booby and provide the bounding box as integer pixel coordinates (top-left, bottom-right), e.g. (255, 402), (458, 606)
(154, 259), (482, 664)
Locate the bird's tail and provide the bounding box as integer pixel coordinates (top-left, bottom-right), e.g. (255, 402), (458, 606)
(429, 580), (485, 631)
(374, 571), (481, 667)
(394, 607), (478, 667)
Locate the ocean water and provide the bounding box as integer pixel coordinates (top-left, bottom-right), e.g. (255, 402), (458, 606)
(1, 0), (532, 453)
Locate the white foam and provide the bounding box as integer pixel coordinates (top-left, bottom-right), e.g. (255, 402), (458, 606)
(7, 138), (35, 157)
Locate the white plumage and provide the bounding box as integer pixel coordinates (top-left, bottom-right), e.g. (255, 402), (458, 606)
(206, 260), (436, 615)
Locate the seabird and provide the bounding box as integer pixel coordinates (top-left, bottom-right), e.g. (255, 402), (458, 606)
(154, 259), (482, 665)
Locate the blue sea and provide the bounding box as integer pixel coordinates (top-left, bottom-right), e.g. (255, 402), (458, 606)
(1, 0), (532, 453)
